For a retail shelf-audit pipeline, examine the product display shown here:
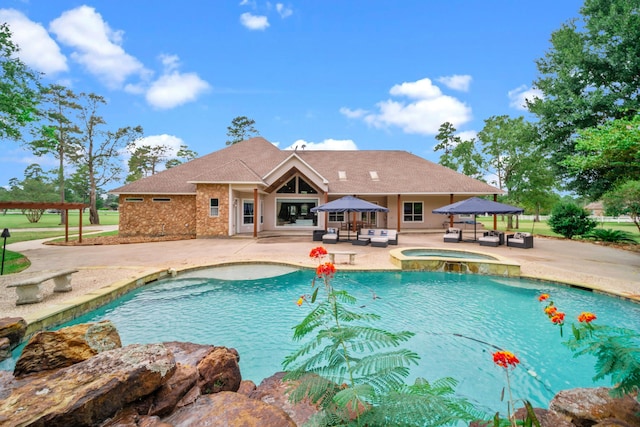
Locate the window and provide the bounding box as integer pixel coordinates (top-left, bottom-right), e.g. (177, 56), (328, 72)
(276, 176), (318, 194)
(403, 202), (423, 222)
(243, 201), (254, 224)
(152, 198), (171, 202)
(276, 198), (318, 226)
(329, 212), (345, 222)
(210, 198), (219, 217)
(125, 197), (143, 202)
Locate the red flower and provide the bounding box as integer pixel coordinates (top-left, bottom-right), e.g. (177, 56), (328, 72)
(310, 246), (328, 259)
(578, 312), (597, 323)
(544, 305), (557, 316)
(551, 312), (565, 325)
(316, 262), (336, 278)
(493, 350), (520, 369)
(538, 293), (550, 302)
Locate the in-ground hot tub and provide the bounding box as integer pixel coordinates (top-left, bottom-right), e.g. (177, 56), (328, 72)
(390, 247), (520, 276)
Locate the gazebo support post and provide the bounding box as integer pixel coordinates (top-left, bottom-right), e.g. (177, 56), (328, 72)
(79, 208), (83, 243)
(493, 194), (498, 230)
(65, 209), (69, 242)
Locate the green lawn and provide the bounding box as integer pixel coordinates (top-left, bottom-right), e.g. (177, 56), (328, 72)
(0, 210), (119, 229)
(0, 250), (31, 274)
(476, 216), (639, 239)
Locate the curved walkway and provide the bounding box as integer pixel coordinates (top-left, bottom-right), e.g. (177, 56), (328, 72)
(1, 233), (639, 325)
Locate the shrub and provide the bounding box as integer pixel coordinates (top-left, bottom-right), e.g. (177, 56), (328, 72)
(548, 202), (597, 239)
(584, 228), (637, 244)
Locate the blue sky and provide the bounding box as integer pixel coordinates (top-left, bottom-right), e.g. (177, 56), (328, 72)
(1, 0), (584, 188)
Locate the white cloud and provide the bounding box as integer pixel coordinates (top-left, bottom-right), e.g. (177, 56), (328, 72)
(284, 138), (358, 151)
(0, 9), (67, 74)
(146, 71), (210, 109)
(456, 130), (477, 142)
(129, 134), (184, 155)
(343, 77), (472, 135)
(508, 85), (543, 111)
(437, 74), (472, 92)
(240, 12), (270, 30)
(339, 107), (368, 119)
(276, 3), (293, 18)
(49, 5), (147, 88)
(389, 78), (442, 99)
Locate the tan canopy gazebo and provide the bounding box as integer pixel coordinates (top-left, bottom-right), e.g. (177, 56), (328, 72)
(0, 202), (89, 243)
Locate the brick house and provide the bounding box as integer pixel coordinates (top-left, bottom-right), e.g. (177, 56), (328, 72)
(110, 137), (502, 238)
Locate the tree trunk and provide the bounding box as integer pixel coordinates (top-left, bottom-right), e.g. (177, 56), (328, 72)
(507, 214), (514, 230)
(58, 132), (66, 226)
(89, 189), (99, 225)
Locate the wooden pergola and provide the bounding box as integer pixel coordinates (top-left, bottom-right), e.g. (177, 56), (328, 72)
(0, 202), (89, 243)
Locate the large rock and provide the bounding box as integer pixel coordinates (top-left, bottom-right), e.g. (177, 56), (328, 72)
(163, 391), (296, 427)
(549, 387), (640, 427)
(249, 372), (319, 426)
(512, 406), (573, 427)
(14, 320), (121, 377)
(196, 346), (241, 394)
(0, 343), (175, 427)
(0, 317), (27, 355)
(101, 407), (173, 427)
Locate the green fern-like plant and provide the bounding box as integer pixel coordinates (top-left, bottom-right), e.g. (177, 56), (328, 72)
(565, 323), (640, 399)
(583, 228), (638, 244)
(283, 247), (485, 426)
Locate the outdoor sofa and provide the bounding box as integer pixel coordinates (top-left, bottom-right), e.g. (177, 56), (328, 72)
(506, 232), (534, 249)
(355, 228), (398, 247)
(478, 230), (504, 247)
(322, 228), (340, 244)
(443, 227), (462, 243)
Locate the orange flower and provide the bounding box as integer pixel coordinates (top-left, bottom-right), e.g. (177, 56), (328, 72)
(316, 262), (336, 278)
(296, 296), (305, 306)
(309, 246), (328, 259)
(493, 350), (520, 369)
(551, 312), (565, 325)
(544, 305), (557, 316)
(578, 312), (597, 323)
(538, 293), (550, 302)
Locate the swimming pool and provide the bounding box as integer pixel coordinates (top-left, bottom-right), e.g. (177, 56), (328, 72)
(401, 248), (498, 260)
(3, 265), (638, 414)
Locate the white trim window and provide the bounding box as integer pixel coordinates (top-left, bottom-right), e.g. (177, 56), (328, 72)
(210, 198), (219, 217)
(243, 200), (254, 224)
(403, 201), (423, 222)
(329, 212), (345, 222)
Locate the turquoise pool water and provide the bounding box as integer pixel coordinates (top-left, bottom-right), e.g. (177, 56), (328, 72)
(401, 248), (497, 260)
(3, 266), (639, 414)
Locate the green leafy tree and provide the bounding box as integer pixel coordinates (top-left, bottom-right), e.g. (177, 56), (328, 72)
(433, 122), (484, 180)
(283, 247), (482, 426)
(562, 114), (640, 199)
(165, 144), (198, 169)
(75, 92), (143, 224)
(226, 116), (259, 145)
(29, 84), (82, 224)
(478, 116), (556, 224)
(528, 0), (640, 197)
(602, 180), (640, 232)
(548, 202), (597, 239)
(126, 143), (170, 182)
(6, 165), (58, 222)
(0, 23), (40, 141)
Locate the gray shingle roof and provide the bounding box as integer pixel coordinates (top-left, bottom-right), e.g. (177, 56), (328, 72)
(110, 137), (501, 195)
